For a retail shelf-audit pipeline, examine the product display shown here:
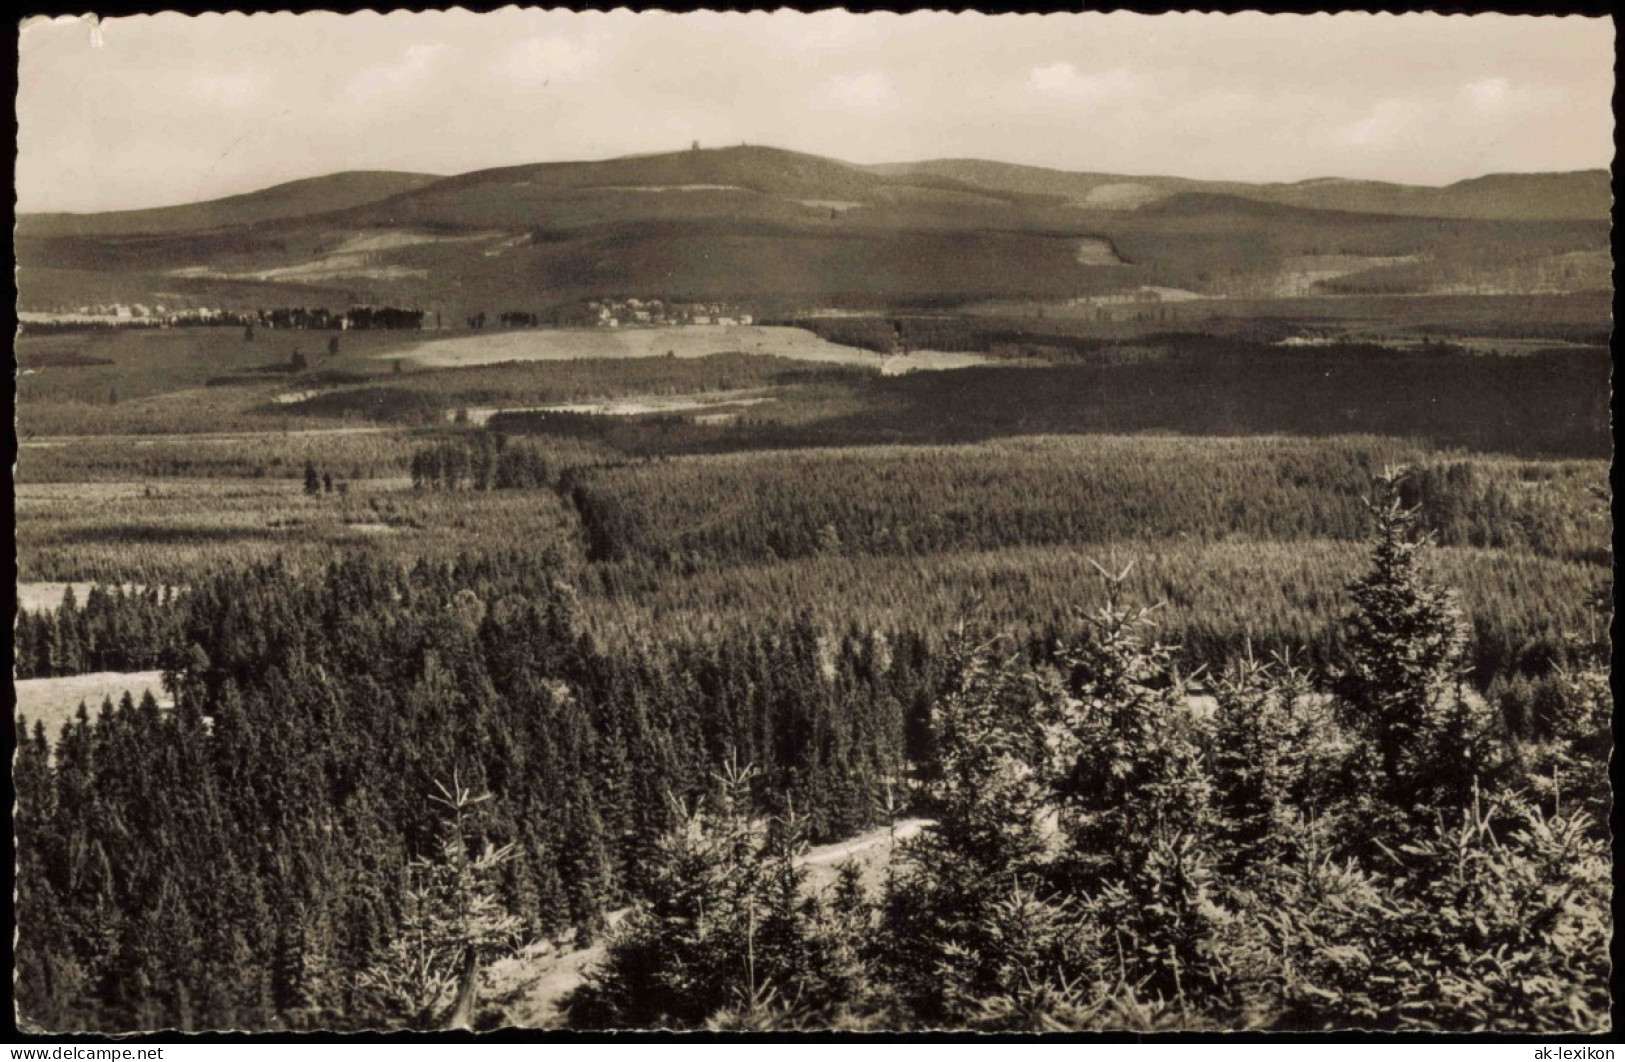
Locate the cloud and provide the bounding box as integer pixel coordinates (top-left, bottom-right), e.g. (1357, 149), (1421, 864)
(814, 70), (900, 112)
(346, 43), (445, 106)
(1027, 63), (1137, 102)
(492, 35), (601, 87)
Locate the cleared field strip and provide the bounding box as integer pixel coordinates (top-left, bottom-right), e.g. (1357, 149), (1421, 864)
(18, 426), (391, 450)
(388, 325), (1003, 374)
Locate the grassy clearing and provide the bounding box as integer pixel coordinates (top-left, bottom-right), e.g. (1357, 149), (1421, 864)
(272, 352), (868, 425)
(14, 581), (157, 613)
(14, 671), (171, 743)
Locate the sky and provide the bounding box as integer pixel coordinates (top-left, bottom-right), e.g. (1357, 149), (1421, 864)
(16, 9), (1616, 214)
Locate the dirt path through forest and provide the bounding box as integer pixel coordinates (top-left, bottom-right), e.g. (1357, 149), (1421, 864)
(490, 817), (934, 1029)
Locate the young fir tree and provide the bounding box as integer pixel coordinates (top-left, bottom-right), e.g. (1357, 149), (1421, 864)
(1044, 564), (1212, 882)
(568, 758), (858, 1030)
(1040, 564), (1230, 1018)
(356, 777), (521, 1030)
(1331, 468), (1490, 820)
(1208, 647), (1342, 877)
(874, 630), (1086, 1028)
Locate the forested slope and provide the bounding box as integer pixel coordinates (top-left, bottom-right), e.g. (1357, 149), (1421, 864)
(13, 471), (1611, 1031)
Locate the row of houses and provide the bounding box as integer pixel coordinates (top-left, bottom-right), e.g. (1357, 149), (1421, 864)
(53, 303), (228, 321)
(21, 306), (240, 332)
(589, 297), (754, 329)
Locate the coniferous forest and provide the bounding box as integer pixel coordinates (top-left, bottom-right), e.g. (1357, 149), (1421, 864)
(14, 470), (1611, 1032)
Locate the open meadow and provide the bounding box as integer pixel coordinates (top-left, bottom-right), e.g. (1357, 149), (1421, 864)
(389, 323), (998, 372)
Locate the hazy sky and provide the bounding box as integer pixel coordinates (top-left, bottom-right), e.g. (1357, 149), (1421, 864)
(16, 9), (1616, 214)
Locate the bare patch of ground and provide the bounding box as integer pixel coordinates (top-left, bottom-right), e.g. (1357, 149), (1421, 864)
(880, 351), (1007, 374)
(1081, 182), (1167, 209)
(596, 184), (750, 193)
(458, 393), (779, 426)
(171, 229), (501, 284)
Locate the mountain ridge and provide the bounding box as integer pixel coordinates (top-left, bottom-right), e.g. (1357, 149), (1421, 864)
(15, 146), (1609, 317)
(17, 147), (1609, 235)
(16, 170), (445, 239)
(869, 157), (1610, 222)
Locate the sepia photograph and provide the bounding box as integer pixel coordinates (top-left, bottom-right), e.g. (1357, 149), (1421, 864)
(11, 7), (1614, 1036)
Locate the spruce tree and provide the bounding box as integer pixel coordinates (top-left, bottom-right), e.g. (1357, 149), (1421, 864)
(356, 777), (522, 1030)
(875, 631), (1074, 1026)
(1332, 468), (1484, 816)
(1044, 563), (1211, 882)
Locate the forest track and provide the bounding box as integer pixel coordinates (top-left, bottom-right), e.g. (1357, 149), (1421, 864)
(800, 818), (932, 869)
(490, 817), (934, 1029)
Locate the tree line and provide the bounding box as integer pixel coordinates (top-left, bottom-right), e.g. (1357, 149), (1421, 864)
(251, 306), (427, 332)
(14, 584), (186, 679)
